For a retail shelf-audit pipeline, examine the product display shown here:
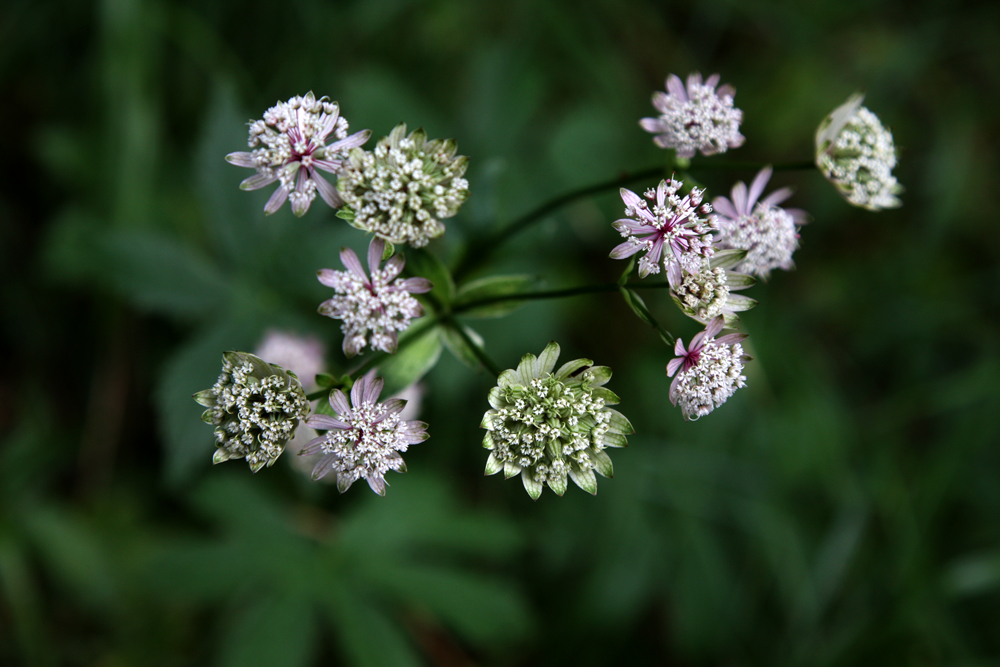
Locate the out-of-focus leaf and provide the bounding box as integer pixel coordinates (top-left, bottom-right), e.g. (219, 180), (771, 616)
(324, 584), (422, 667)
(439, 322), (484, 370)
(944, 551), (1000, 597)
(367, 563), (532, 646)
(0, 535), (51, 667)
(217, 593), (315, 667)
(453, 274), (538, 318)
(404, 248), (455, 307)
(375, 323), (443, 397)
(98, 229), (232, 321)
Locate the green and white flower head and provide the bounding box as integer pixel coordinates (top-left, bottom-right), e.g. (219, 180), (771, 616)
(671, 250), (756, 326)
(816, 93), (902, 211)
(338, 123), (469, 247)
(667, 317), (750, 421)
(193, 351), (311, 472)
(481, 342), (633, 500)
(226, 92), (371, 217)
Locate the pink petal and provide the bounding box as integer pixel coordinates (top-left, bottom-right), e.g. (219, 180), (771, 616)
(731, 181), (749, 216)
(316, 268), (341, 288)
(339, 247), (368, 281)
(686, 72), (704, 91)
(704, 316), (725, 339)
(306, 414), (351, 430)
(364, 375), (384, 405)
(640, 117), (668, 133)
(399, 277), (432, 293)
(383, 255), (405, 281)
(666, 357), (684, 377)
(610, 241), (644, 260)
(241, 172), (278, 191)
(325, 129), (372, 155)
(705, 73), (720, 88)
(747, 167), (773, 210)
(263, 185), (289, 215)
(350, 372), (369, 407)
(226, 152), (256, 168)
(762, 187), (794, 207)
(666, 74), (687, 102)
(330, 389), (351, 415)
(311, 454), (339, 481)
(314, 171), (343, 208)
(712, 196), (739, 221)
(367, 237), (385, 274)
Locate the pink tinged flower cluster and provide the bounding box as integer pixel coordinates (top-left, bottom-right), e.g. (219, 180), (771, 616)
(226, 92), (371, 217)
(301, 371), (428, 496)
(317, 238), (432, 357)
(667, 317), (750, 421)
(610, 178), (716, 284)
(712, 167), (809, 280)
(640, 73), (744, 158)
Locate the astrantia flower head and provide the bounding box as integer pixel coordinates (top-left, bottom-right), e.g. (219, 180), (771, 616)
(610, 178), (716, 284)
(712, 167), (809, 280)
(300, 370), (428, 495)
(317, 237), (432, 358)
(816, 93), (902, 210)
(193, 352), (311, 472)
(338, 123), (469, 247)
(640, 73), (745, 158)
(667, 317), (750, 421)
(481, 342), (633, 500)
(226, 92), (371, 217)
(671, 250), (756, 325)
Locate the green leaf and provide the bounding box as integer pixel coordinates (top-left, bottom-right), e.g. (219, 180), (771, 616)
(404, 247), (455, 307)
(315, 373), (337, 389)
(617, 256), (636, 286)
(618, 287), (655, 326)
(217, 594), (315, 667)
(375, 324), (443, 396)
(440, 322), (486, 371)
(324, 584), (422, 667)
(453, 274), (539, 318)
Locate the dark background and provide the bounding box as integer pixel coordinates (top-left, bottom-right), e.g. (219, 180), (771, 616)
(2, 0), (999, 664)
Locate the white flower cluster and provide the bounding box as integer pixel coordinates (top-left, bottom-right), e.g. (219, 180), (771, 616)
(319, 265), (424, 356)
(482, 343), (631, 499)
(640, 73), (745, 158)
(672, 264), (731, 321)
(194, 352), (310, 472)
(338, 123), (469, 247)
(816, 93), (902, 211)
(715, 203), (801, 279)
(671, 339), (747, 421)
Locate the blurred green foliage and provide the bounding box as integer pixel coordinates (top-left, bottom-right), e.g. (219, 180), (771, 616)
(2, 0), (999, 664)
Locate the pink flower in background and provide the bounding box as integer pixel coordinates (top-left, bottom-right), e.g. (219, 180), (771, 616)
(610, 178), (716, 284)
(226, 92), (370, 217)
(254, 330), (326, 391)
(711, 167), (808, 279)
(317, 237), (432, 357)
(301, 371), (428, 495)
(640, 73), (744, 158)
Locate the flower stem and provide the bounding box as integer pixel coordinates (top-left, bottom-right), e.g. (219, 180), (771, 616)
(687, 158), (816, 172)
(443, 317), (502, 377)
(453, 165), (667, 280)
(450, 280), (673, 314)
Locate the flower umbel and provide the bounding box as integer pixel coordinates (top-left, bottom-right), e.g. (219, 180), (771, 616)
(481, 342), (633, 500)
(640, 72), (744, 158)
(667, 317), (750, 421)
(226, 92), (371, 217)
(610, 178), (716, 284)
(712, 167), (808, 280)
(816, 93), (902, 211)
(338, 123), (470, 247)
(318, 237), (432, 358)
(300, 371), (428, 495)
(671, 250), (756, 325)
(193, 352), (311, 472)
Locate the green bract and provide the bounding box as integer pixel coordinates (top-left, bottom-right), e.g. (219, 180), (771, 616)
(337, 122), (470, 247)
(481, 342), (633, 499)
(193, 351), (311, 472)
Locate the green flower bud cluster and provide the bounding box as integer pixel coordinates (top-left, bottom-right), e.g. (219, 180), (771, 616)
(816, 93), (902, 211)
(481, 342), (633, 499)
(338, 123), (469, 247)
(193, 352), (310, 472)
(670, 251), (756, 326)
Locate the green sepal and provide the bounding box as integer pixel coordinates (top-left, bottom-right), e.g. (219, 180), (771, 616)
(548, 473), (568, 496)
(590, 387), (620, 405)
(583, 365), (612, 387)
(591, 449), (614, 478)
(554, 358), (592, 380)
(487, 387), (505, 411)
(602, 432), (629, 448)
(498, 369), (520, 389)
(484, 452), (503, 475)
(710, 248), (748, 270)
(522, 474), (543, 500)
(725, 293), (757, 311)
(606, 409), (634, 436)
(193, 390), (215, 408)
(336, 206), (356, 222)
(482, 431), (495, 449)
(381, 240), (395, 262)
(569, 468), (597, 495)
(453, 274), (539, 318)
(536, 342), (560, 376)
(725, 273), (756, 289)
(503, 461), (521, 479)
(212, 448), (234, 464)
